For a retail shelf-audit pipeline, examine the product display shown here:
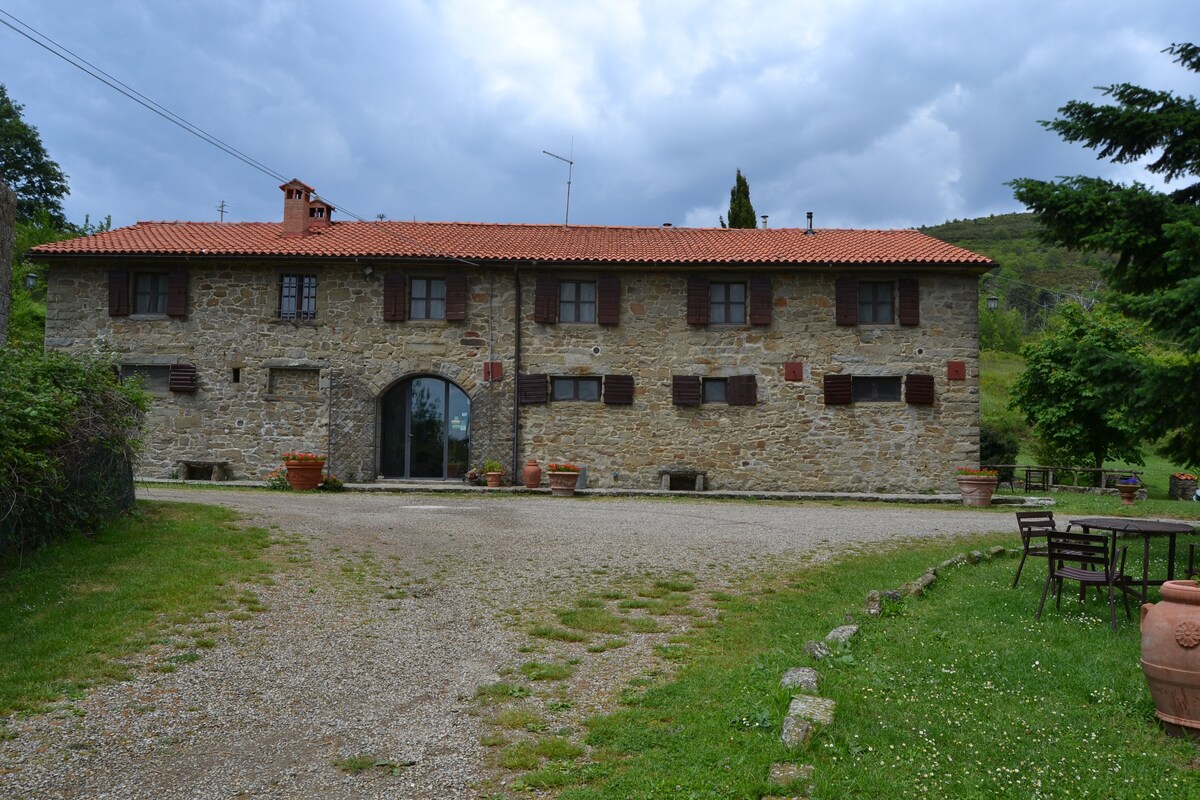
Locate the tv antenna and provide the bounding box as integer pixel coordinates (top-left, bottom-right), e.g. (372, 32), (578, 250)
(542, 139), (574, 228)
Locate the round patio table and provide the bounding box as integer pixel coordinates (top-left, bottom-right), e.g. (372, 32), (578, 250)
(1069, 517), (1196, 604)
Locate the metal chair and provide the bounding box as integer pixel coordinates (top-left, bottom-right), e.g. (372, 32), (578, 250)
(1012, 511), (1060, 588)
(1037, 532), (1133, 631)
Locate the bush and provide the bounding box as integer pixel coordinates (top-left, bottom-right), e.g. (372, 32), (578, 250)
(979, 420), (1021, 466)
(0, 347), (148, 557)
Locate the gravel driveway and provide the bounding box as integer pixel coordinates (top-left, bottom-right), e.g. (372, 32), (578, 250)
(1, 490), (1011, 799)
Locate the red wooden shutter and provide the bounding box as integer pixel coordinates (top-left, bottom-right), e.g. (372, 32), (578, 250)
(166, 268), (188, 317)
(108, 269), (130, 317)
(898, 278), (920, 326)
(672, 375), (702, 406)
(905, 373), (935, 405)
(445, 274), (467, 321)
(597, 276), (621, 326)
(534, 276), (559, 324)
(383, 273), (407, 322)
(835, 277), (858, 325)
(518, 373), (548, 404)
(168, 364), (198, 393)
(727, 374), (758, 406)
(749, 276), (772, 325)
(824, 373), (853, 405)
(686, 276), (709, 325)
(603, 374), (634, 404)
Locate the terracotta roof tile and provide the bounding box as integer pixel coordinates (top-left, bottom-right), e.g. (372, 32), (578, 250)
(32, 220), (993, 267)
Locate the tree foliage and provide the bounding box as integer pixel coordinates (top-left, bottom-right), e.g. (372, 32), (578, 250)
(1009, 43), (1200, 466)
(0, 84), (69, 227)
(1009, 305), (1148, 470)
(719, 169), (756, 228)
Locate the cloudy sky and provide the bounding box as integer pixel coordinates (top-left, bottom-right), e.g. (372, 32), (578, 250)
(0, 1), (1193, 232)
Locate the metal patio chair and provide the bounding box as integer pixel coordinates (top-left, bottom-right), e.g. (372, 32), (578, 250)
(1012, 510), (1061, 588)
(1036, 532), (1133, 631)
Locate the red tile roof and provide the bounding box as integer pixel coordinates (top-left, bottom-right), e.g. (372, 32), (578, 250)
(32, 220), (993, 268)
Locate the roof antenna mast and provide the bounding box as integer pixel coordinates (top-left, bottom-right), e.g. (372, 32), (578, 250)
(542, 137), (574, 228)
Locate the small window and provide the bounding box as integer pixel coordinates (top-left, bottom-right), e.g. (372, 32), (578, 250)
(280, 274), (317, 320)
(232, 368), (242, 384)
(410, 278), (447, 320)
(559, 281), (596, 323)
(709, 282), (746, 324)
(702, 378), (727, 404)
(858, 282), (894, 324)
(551, 377), (602, 401)
(120, 364), (171, 393)
(134, 272), (169, 314)
(852, 376), (902, 402)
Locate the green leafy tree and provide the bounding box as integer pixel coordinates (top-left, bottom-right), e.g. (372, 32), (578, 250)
(978, 299), (1025, 353)
(0, 84), (69, 226)
(1009, 43), (1200, 464)
(1009, 305), (1148, 470)
(719, 169), (756, 228)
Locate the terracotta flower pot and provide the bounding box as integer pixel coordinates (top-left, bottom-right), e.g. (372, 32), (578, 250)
(1141, 579), (1200, 738)
(1118, 484), (1139, 506)
(523, 459), (542, 489)
(485, 471), (503, 488)
(956, 476), (997, 507)
(548, 471), (580, 497)
(284, 460), (324, 491)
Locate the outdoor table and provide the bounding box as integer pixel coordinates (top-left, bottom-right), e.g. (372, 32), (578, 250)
(1068, 517), (1196, 604)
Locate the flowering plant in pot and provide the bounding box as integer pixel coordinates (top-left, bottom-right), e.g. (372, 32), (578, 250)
(1117, 476), (1141, 506)
(480, 458), (505, 488)
(954, 466), (998, 507)
(281, 451), (326, 490)
(547, 462), (582, 496)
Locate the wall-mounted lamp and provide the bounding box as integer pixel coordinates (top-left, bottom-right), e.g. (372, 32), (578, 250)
(23, 272), (39, 290)
(362, 264), (375, 279)
(986, 296), (999, 311)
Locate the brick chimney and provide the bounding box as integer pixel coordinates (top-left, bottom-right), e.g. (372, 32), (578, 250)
(280, 179), (315, 237)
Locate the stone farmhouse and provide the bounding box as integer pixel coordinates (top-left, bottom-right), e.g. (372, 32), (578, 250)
(33, 180), (993, 492)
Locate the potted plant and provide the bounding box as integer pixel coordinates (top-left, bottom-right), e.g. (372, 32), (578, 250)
(480, 458), (505, 488)
(282, 451), (326, 491)
(955, 467), (998, 507)
(547, 462), (582, 496)
(1117, 476), (1141, 506)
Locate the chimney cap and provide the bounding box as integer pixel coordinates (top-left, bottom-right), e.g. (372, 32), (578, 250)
(279, 178), (315, 193)
(662, 222), (673, 228)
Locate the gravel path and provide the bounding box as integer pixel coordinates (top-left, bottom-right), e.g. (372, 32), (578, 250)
(1, 490), (1012, 799)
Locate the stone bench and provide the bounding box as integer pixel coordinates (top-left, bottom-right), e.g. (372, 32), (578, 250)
(178, 460), (230, 481)
(658, 467), (707, 491)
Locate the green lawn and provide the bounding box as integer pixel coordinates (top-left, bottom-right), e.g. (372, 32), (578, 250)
(0, 501), (273, 715)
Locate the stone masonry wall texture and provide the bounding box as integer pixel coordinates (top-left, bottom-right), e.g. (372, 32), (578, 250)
(44, 260), (979, 491)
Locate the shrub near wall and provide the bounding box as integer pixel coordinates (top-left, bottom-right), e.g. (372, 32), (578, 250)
(0, 347), (148, 557)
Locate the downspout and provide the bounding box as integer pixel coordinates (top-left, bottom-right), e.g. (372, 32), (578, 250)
(511, 263), (525, 484)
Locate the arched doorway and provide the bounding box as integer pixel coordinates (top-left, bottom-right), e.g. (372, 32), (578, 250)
(379, 376), (470, 479)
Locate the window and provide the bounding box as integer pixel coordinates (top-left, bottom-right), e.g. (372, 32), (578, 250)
(133, 273), (169, 314)
(702, 378), (727, 403)
(410, 278), (447, 320)
(709, 282), (746, 324)
(120, 364), (171, 393)
(559, 281), (596, 323)
(551, 377), (602, 401)
(280, 274), (317, 320)
(851, 376), (902, 402)
(857, 282), (894, 324)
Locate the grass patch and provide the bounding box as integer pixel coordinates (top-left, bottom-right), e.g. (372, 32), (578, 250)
(550, 534), (1200, 799)
(476, 682), (531, 701)
(556, 607), (629, 635)
(521, 661), (576, 681)
(493, 707), (547, 732)
(531, 625), (591, 643)
(0, 501), (272, 715)
(586, 638), (628, 653)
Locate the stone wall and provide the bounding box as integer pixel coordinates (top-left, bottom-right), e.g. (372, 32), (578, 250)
(43, 259), (979, 490)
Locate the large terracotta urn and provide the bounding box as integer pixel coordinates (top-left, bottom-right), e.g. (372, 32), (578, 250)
(548, 471), (580, 497)
(523, 460), (542, 489)
(284, 460), (324, 491)
(956, 476), (997, 507)
(1141, 579), (1200, 738)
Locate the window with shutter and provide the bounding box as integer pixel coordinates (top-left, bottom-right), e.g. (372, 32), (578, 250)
(727, 374), (758, 405)
(168, 363), (198, 393)
(166, 269), (188, 317)
(905, 373), (935, 405)
(551, 377), (602, 401)
(835, 277), (858, 325)
(686, 276), (709, 325)
(280, 274), (317, 320)
(410, 278), (447, 319)
(133, 272), (168, 314)
(823, 373), (853, 405)
(858, 282), (894, 324)
(597, 276), (621, 326)
(709, 282), (746, 324)
(898, 278), (920, 326)
(702, 378), (727, 404)
(518, 373), (548, 404)
(749, 276), (772, 325)
(534, 276), (560, 324)
(672, 375), (702, 406)
(108, 269), (131, 317)
(445, 274), (468, 321)
(852, 376), (902, 402)
(603, 374), (634, 404)
(383, 273), (407, 322)
(559, 281), (596, 323)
